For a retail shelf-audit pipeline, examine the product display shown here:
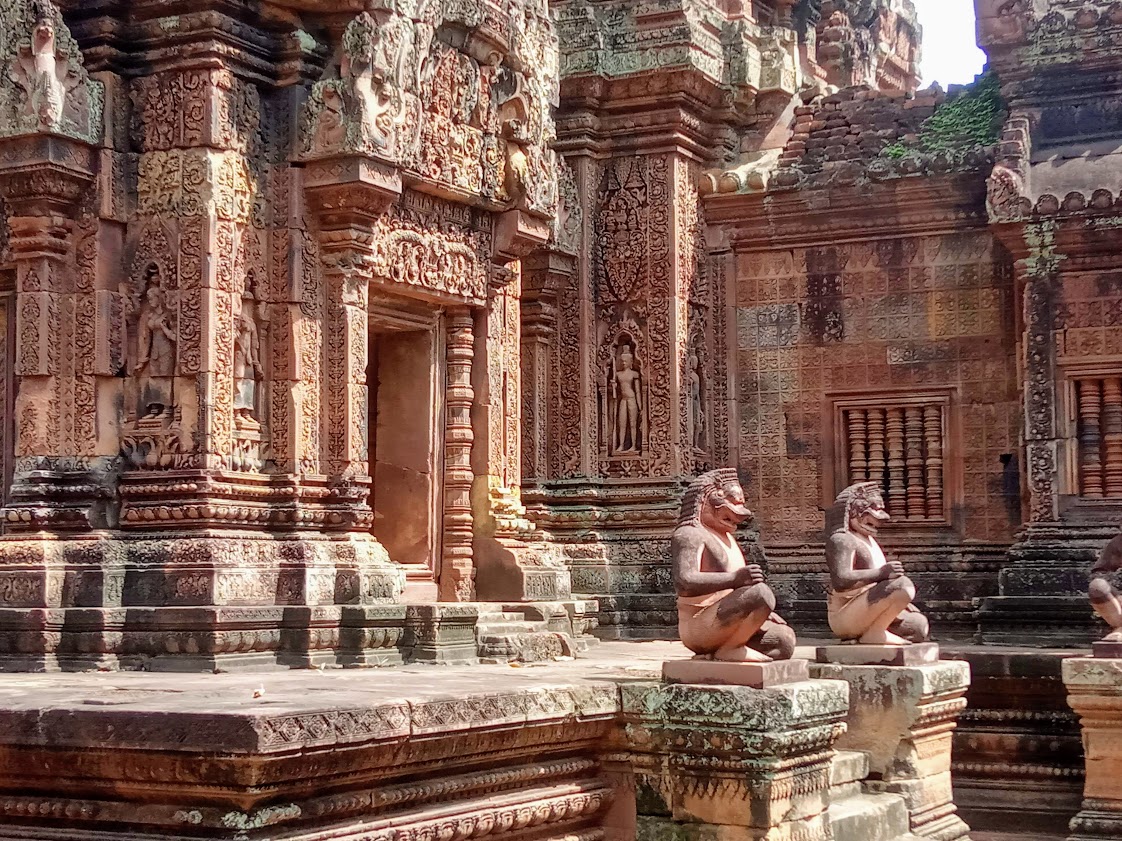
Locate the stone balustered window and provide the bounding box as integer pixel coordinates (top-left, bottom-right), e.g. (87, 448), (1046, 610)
(832, 395), (951, 525)
(1071, 374), (1122, 499)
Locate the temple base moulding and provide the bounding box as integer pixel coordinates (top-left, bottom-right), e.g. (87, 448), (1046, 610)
(0, 533), (598, 671)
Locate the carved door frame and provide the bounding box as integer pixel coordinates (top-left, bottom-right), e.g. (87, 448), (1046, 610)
(368, 297), (445, 597)
(0, 276), (13, 515)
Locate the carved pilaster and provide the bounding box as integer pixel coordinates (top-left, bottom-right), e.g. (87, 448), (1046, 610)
(303, 157), (402, 530)
(474, 263), (572, 602)
(443, 308), (476, 602)
(1024, 271), (1059, 523)
(521, 251), (573, 487)
(0, 135), (103, 530)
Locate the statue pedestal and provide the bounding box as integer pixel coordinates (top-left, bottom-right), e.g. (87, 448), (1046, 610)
(1092, 641), (1122, 659)
(620, 678), (848, 841)
(816, 641), (940, 666)
(662, 657), (809, 688)
(1064, 657), (1122, 841)
(809, 658), (972, 841)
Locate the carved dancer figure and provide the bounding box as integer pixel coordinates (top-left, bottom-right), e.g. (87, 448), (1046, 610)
(233, 291), (263, 421)
(825, 481), (930, 645)
(613, 346), (642, 453)
(673, 468), (795, 662)
(1089, 532), (1122, 643)
(132, 268), (177, 419)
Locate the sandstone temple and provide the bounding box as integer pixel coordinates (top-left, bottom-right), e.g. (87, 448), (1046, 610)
(1, 0), (1122, 840)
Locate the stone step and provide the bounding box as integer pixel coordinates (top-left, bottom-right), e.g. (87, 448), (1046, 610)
(475, 611), (527, 623)
(830, 750), (870, 787)
(828, 792), (911, 841)
(476, 631), (574, 663)
(476, 621), (549, 634)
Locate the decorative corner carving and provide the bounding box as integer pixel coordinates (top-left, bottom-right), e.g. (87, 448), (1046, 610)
(300, 8), (417, 161)
(0, 0), (103, 143)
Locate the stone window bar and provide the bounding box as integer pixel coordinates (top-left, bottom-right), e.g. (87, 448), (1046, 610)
(835, 396), (949, 524)
(1073, 374), (1122, 499)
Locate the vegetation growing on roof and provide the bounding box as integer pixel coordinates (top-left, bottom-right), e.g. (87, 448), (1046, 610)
(881, 72), (1005, 159)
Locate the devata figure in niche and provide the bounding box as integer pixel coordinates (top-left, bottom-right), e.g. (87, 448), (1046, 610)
(1089, 532), (1122, 643)
(132, 264), (177, 419)
(673, 468), (795, 662)
(613, 345), (642, 453)
(688, 351), (705, 450)
(233, 284), (263, 422)
(825, 481), (929, 645)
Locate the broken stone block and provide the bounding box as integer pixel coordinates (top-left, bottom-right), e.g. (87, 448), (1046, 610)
(809, 658), (972, 841)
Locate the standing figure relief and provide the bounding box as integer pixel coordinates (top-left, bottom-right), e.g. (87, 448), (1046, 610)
(613, 345), (642, 454)
(233, 287), (263, 423)
(131, 264), (177, 420)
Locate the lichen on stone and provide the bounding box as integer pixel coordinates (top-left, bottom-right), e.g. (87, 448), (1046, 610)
(881, 71), (1004, 160)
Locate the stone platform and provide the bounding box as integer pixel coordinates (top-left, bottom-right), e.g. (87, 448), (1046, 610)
(662, 656), (809, 688)
(0, 639), (1078, 841)
(0, 640), (959, 841)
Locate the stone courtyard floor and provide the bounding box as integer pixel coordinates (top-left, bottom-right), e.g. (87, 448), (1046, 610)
(0, 640), (1072, 841)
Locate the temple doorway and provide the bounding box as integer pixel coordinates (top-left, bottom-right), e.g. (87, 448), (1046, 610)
(368, 313), (444, 601)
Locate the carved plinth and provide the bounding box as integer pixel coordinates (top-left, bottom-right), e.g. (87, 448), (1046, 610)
(1064, 658), (1122, 841)
(405, 604), (480, 665)
(809, 659), (972, 841)
(617, 678), (849, 840)
(1093, 641), (1122, 659)
(475, 538), (573, 602)
(816, 642), (940, 666)
(0, 668), (619, 840)
(662, 657), (810, 688)
(979, 523), (1117, 647)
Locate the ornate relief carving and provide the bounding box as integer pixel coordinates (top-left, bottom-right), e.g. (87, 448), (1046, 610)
(301, 9), (416, 160)
(136, 150), (254, 223)
(595, 158), (648, 304)
(553, 157), (581, 255)
(131, 69), (260, 153)
(233, 281), (264, 424)
(301, 4), (558, 219)
(600, 332), (646, 457)
(0, 0), (103, 142)
(369, 192), (492, 305)
(130, 265), (177, 421)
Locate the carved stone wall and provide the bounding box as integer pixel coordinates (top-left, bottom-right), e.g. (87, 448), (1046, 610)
(974, 0), (1122, 645)
(736, 233), (1019, 544)
(539, 0), (939, 637)
(0, 0), (564, 669)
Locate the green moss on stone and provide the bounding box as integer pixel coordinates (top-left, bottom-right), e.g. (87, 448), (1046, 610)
(882, 72), (1004, 159)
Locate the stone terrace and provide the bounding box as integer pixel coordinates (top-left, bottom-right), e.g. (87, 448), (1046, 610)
(0, 640), (1083, 841)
